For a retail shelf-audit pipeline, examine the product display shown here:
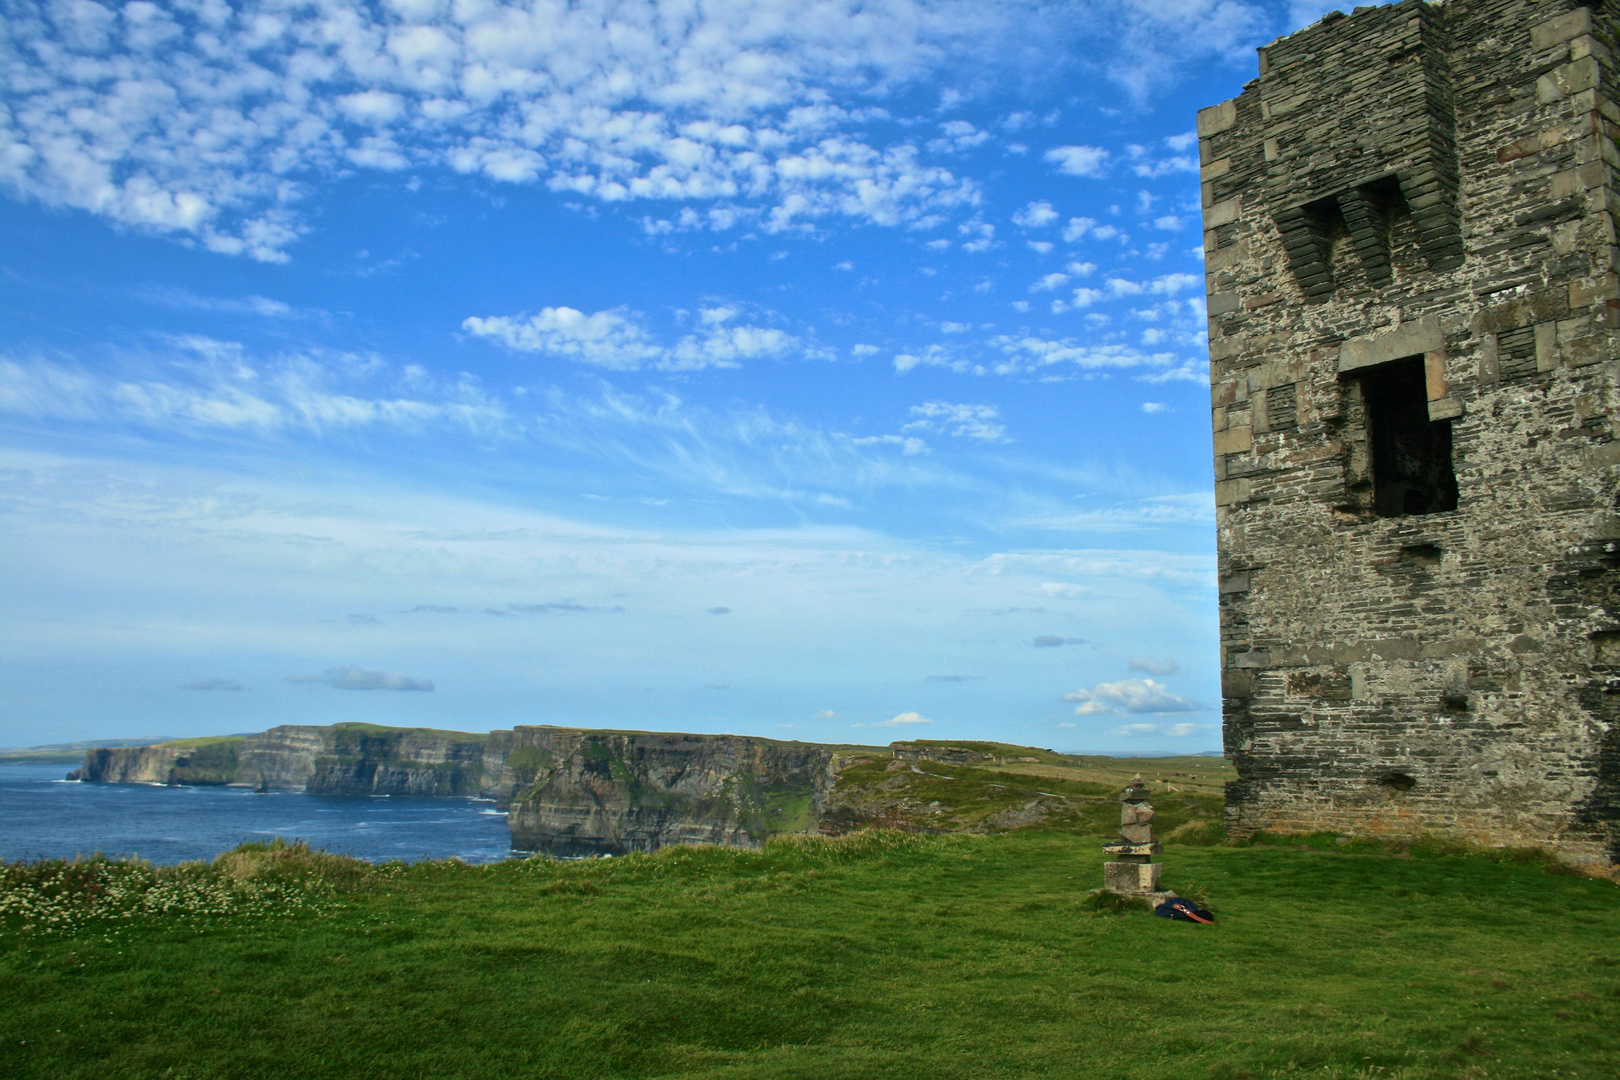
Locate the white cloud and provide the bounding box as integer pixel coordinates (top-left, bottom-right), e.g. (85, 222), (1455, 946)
(930, 119), (991, 153)
(1153, 215), (1184, 230)
(904, 401), (1005, 442)
(1044, 145), (1109, 177)
(1012, 200), (1059, 227)
(1, 0), (1004, 259)
(463, 304), (799, 371)
(1063, 217), (1096, 242)
(1129, 657), (1180, 675)
(1132, 157), (1198, 178)
(1141, 402), (1167, 414)
(983, 334), (1179, 376)
(958, 215), (995, 252)
(1027, 241), (1053, 254)
(463, 307), (666, 370)
(1031, 273), (1069, 293)
(851, 343), (881, 357)
(876, 711), (931, 726)
(1062, 677), (1201, 715)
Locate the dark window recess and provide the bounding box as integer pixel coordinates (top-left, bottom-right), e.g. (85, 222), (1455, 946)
(1496, 326), (1538, 382)
(1266, 382), (1298, 430)
(1354, 356), (1458, 517)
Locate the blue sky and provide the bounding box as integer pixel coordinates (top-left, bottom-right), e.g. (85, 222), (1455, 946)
(0, 0), (1335, 751)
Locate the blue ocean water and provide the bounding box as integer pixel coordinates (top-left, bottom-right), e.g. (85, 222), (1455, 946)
(0, 763), (514, 865)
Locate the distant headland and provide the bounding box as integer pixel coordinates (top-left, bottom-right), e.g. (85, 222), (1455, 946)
(64, 724), (1230, 857)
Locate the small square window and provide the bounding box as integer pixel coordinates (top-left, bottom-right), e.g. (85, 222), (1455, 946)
(1352, 356), (1457, 517)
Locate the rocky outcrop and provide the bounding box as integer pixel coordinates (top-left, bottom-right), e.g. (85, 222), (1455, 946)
(504, 727), (837, 855)
(71, 745), (185, 784)
(890, 742), (995, 766)
(70, 739), (240, 785)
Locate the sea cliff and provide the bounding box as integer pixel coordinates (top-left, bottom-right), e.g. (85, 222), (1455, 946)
(69, 723), (840, 854)
(70, 732), (1228, 857)
(502, 727), (836, 855)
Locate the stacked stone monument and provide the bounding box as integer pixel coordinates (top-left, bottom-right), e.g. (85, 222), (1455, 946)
(1102, 774), (1174, 902)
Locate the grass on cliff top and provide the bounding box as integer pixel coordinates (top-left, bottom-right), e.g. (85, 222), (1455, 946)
(828, 754), (1227, 837)
(154, 736), (246, 750)
(3, 833), (1617, 1080)
(889, 740), (1235, 796)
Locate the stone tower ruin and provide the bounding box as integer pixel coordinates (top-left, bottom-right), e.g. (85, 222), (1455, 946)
(1198, 0), (1619, 870)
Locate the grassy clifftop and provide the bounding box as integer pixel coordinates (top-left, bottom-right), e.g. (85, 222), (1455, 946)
(1, 832), (1615, 1078)
(823, 742), (1231, 840)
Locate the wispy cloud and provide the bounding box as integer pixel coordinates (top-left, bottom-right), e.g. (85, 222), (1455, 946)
(0, 345), (509, 437)
(288, 667), (435, 691)
(464, 304), (806, 372)
(179, 678), (246, 691)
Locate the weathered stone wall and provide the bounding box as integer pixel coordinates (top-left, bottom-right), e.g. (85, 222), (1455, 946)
(1199, 0), (1620, 870)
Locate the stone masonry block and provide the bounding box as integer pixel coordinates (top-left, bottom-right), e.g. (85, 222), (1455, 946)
(1570, 274), (1620, 309)
(1424, 351), (1448, 400)
(1428, 398), (1464, 421)
(1103, 861), (1162, 895)
(1531, 9), (1592, 52)
(1197, 100), (1237, 138)
(1213, 478), (1250, 507)
(1205, 197), (1242, 230)
(1536, 322), (1559, 372)
(1552, 163), (1605, 200)
(1213, 426), (1253, 456)
(1539, 57), (1600, 104)
(1338, 318), (1445, 373)
(1207, 291), (1241, 317)
(1221, 669), (1253, 699)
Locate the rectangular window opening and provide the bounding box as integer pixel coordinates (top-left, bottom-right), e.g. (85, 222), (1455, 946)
(1352, 356), (1458, 517)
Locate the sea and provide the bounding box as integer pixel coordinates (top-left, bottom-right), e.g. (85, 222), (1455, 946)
(0, 762), (515, 865)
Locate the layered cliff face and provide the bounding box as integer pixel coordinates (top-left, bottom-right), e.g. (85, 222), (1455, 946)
(70, 739), (241, 785)
(73, 725), (491, 796)
(304, 726), (488, 797)
(235, 726), (326, 789)
(504, 728), (836, 855)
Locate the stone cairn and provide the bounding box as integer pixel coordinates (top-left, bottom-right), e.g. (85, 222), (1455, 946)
(1101, 774), (1175, 904)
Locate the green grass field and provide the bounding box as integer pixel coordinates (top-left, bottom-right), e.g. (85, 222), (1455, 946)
(2, 832), (1616, 1080)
